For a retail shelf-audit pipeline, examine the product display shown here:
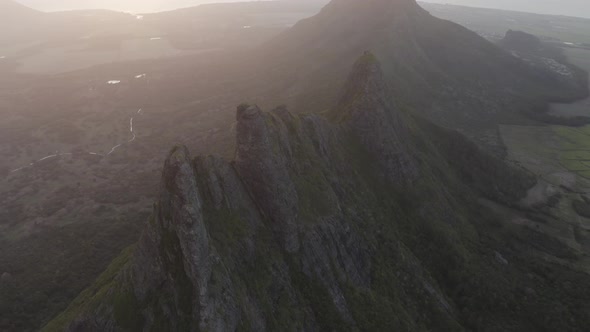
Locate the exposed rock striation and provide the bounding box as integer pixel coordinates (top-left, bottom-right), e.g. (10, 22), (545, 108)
(234, 105), (301, 253)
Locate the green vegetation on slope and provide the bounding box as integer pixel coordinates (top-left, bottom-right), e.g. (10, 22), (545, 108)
(42, 245), (136, 332)
(0, 217), (144, 332)
(555, 126), (590, 180)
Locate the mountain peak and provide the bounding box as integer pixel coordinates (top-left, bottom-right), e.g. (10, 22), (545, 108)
(236, 103), (262, 122)
(336, 52), (387, 113)
(320, 0), (422, 18)
(334, 53), (420, 183)
(325, 0), (418, 10)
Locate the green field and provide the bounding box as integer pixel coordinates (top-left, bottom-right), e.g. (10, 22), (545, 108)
(424, 2), (590, 44)
(554, 126), (590, 179)
(500, 125), (590, 185)
(500, 42), (590, 254)
(549, 45), (590, 179)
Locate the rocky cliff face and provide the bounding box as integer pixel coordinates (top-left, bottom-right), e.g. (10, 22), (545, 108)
(335, 53), (419, 184)
(44, 54), (590, 332)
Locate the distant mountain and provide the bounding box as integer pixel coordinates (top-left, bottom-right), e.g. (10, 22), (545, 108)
(496, 30), (590, 126)
(0, 0), (46, 44)
(422, 0), (590, 19)
(0, 0), (42, 22)
(261, 0), (587, 154)
(0, 1), (140, 46)
(500, 30), (543, 53)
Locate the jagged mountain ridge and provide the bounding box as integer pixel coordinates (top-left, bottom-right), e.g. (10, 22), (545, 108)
(260, 0), (587, 154)
(45, 55), (590, 332)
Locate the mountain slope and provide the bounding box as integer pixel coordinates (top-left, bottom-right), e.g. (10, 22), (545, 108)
(496, 29), (590, 126)
(0, 0), (41, 17)
(0, 0), (43, 36)
(45, 55), (590, 332)
(0, 0), (137, 47)
(260, 0), (587, 154)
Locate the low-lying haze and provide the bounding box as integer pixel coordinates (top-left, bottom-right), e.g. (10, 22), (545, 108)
(15, 0), (261, 13)
(14, 0), (590, 18)
(423, 0), (590, 19)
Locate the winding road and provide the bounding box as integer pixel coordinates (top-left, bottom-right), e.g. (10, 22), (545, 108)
(10, 107), (144, 173)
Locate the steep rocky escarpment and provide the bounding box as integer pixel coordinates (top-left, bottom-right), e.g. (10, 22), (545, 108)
(334, 53), (419, 184)
(45, 55), (590, 332)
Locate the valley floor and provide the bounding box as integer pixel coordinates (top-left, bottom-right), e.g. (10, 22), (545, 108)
(499, 47), (590, 273)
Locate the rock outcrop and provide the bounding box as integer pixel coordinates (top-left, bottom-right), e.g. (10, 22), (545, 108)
(234, 105), (301, 253)
(500, 30), (544, 54)
(335, 53), (419, 184)
(44, 54), (584, 332)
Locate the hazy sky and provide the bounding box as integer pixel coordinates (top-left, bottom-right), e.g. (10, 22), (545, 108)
(422, 0), (590, 19)
(15, 0), (258, 13)
(14, 0), (590, 18)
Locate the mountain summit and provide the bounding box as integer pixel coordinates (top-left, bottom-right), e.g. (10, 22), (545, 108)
(264, 0), (586, 154)
(317, 0), (422, 18)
